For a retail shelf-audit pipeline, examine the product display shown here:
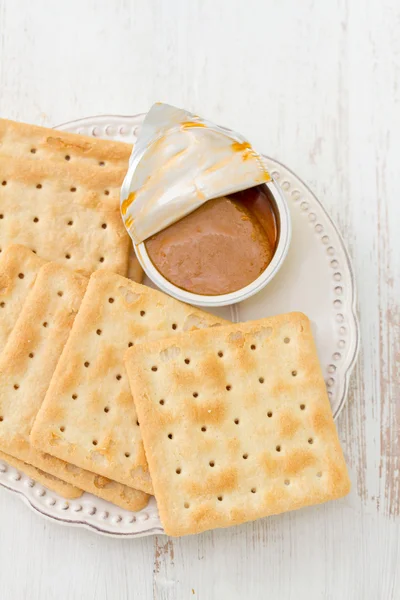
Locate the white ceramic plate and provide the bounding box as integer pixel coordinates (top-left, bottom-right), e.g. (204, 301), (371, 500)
(0, 114), (359, 537)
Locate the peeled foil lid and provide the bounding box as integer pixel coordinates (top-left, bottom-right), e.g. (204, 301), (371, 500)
(120, 103), (271, 244)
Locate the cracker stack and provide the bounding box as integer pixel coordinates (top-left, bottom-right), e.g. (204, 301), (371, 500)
(31, 271), (228, 494)
(0, 245), (82, 498)
(0, 245), (149, 510)
(124, 313), (351, 536)
(0, 120), (350, 533)
(0, 256), (87, 498)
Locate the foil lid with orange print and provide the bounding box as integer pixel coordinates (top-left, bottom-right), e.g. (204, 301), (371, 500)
(120, 103), (271, 244)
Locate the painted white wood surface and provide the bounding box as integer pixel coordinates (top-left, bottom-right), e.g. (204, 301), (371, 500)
(0, 0), (399, 598)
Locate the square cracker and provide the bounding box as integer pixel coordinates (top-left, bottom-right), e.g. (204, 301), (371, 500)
(31, 270), (228, 494)
(0, 450), (82, 500)
(0, 255), (148, 510)
(0, 119), (131, 276)
(124, 313), (351, 536)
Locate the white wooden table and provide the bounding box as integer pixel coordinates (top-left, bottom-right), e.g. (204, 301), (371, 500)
(0, 1), (399, 598)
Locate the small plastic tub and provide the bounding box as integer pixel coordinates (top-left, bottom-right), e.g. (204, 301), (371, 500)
(133, 178), (291, 308)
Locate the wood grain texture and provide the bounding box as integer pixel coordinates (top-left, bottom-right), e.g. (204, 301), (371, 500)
(0, 0), (399, 598)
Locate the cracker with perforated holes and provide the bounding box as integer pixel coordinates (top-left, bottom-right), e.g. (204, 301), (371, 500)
(0, 450), (82, 499)
(0, 244), (46, 349)
(124, 312), (351, 536)
(0, 119), (131, 276)
(31, 270), (228, 494)
(0, 255), (149, 510)
(0, 262), (87, 463)
(0, 245), (82, 499)
(0, 119), (132, 167)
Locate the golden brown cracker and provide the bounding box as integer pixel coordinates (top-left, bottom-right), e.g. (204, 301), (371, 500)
(0, 262), (87, 460)
(31, 270), (228, 494)
(124, 313), (351, 536)
(0, 118), (131, 171)
(0, 119), (131, 276)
